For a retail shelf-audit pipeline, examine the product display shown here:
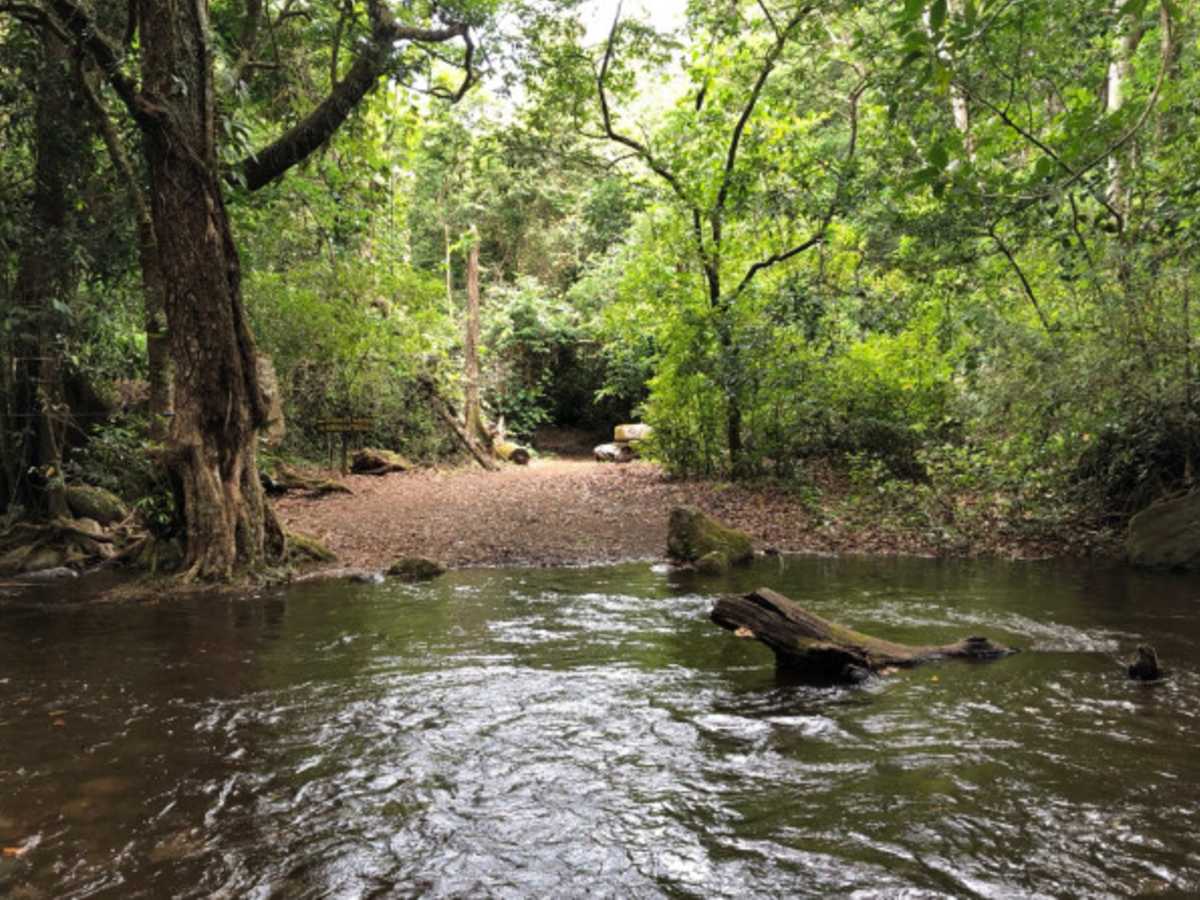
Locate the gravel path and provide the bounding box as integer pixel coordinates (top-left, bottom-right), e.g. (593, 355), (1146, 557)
(275, 459), (815, 568)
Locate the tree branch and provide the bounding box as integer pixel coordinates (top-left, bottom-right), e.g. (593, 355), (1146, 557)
(713, 6), (810, 222)
(989, 226), (1056, 338)
(730, 77), (864, 300)
(238, 16), (472, 191)
(43, 0), (151, 124)
(597, 2), (714, 283)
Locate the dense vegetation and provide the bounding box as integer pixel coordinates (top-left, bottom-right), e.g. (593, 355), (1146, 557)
(1, 0), (1195, 574)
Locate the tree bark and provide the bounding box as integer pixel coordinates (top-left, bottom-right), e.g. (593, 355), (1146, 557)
(712, 587), (1016, 684)
(137, 0), (281, 579)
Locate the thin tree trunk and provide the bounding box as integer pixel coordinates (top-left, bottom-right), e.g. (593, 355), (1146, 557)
(444, 221), (454, 314)
(1105, 3), (1146, 213)
(464, 226), (485, 445)
(79, 71), (173, 437)
(10, 30), (89, 519)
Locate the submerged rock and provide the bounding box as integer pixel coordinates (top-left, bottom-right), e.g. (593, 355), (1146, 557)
(1127, 644), (1163, 681)
(1126, 492), (1200, 570)
(695, 550), (730, 575)
(667, 506), (753, 565)
(387, 557), (446, 581)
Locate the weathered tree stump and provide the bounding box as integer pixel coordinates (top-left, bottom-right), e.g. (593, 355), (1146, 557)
(711, 587), (1016, 684)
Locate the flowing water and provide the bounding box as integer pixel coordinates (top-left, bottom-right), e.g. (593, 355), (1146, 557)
(1, 557), (1199, 898)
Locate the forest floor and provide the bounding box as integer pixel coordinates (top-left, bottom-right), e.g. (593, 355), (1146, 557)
(276, 456), (1117, 569)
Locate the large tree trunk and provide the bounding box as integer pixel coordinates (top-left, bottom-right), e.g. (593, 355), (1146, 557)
(9, 31), (90, 519)
(712, 588), (1016, 684)
(138, 0), (281, 579)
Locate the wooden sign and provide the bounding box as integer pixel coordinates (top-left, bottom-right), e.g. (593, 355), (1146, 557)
(316, 418), (373, 433)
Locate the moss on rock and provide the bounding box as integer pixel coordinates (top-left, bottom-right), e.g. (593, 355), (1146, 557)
(65, 485), (128, 525)
(387, 556), (446, 581)
(1127, 492), (1200, 569)
(667, 506), (753, 564)
(286, 530), (338, 563)
(695, 550), (730, 575)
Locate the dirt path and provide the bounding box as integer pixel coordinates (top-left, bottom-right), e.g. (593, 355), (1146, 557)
(275, 459), (824, 568)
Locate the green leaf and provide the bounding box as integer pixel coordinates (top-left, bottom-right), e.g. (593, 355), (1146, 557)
(904, 0), (926, 20)
(930, 0), (947, 30)
(929, 142), (949, 170)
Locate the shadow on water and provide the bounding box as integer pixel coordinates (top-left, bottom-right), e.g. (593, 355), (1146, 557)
(2, 555), (1199, 897)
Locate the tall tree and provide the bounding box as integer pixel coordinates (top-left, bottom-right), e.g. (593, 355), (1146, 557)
(10, 0), (477, 577)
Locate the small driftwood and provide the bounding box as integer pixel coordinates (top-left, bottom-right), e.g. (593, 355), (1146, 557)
(712, 587), (1016, 684)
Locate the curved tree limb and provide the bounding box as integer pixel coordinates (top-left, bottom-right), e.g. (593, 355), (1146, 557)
(238, 15), (473, 191)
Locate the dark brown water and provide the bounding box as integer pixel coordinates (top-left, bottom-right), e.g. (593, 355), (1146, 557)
(1, 557), (1198, 898)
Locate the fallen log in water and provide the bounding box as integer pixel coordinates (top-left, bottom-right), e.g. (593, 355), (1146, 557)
(711, 587), (1016, 684)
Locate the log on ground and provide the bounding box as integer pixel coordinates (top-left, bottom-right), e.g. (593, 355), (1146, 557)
(351, 448), (410, 475)
(712, 587), (1016, 684)
(494, 440), (531, 465)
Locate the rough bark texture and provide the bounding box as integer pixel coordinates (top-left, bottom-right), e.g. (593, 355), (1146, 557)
(712, 587), (1016, 684)
(138, 0), (281, 578)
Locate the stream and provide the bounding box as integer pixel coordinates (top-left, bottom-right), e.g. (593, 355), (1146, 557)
(1, 556), (1199, 898)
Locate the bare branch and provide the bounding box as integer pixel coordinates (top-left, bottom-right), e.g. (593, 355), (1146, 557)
(713, 6), (810, 222)
(730, 77), (865, 300)
(989, 226), (1056, 337)
(597, 2), (714, 279)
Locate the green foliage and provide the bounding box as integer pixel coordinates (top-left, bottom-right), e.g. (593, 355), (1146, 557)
(63, 414), (177, 535)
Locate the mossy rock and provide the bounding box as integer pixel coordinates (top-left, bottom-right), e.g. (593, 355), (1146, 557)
(667, 506), (753, 564)
(0, 545), (33, 576)
(65, 485), (128, 526)
(695, 550), (730, 575)
(22, 545), (66, 573)
(387, 556), (446, 581)
(351, 448), (410, 475)
(286, 530), (338, 563)
(1127, 492), (1200, 569)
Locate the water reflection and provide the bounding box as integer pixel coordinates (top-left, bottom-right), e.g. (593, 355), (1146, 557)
(1, 557), (1198, 897)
